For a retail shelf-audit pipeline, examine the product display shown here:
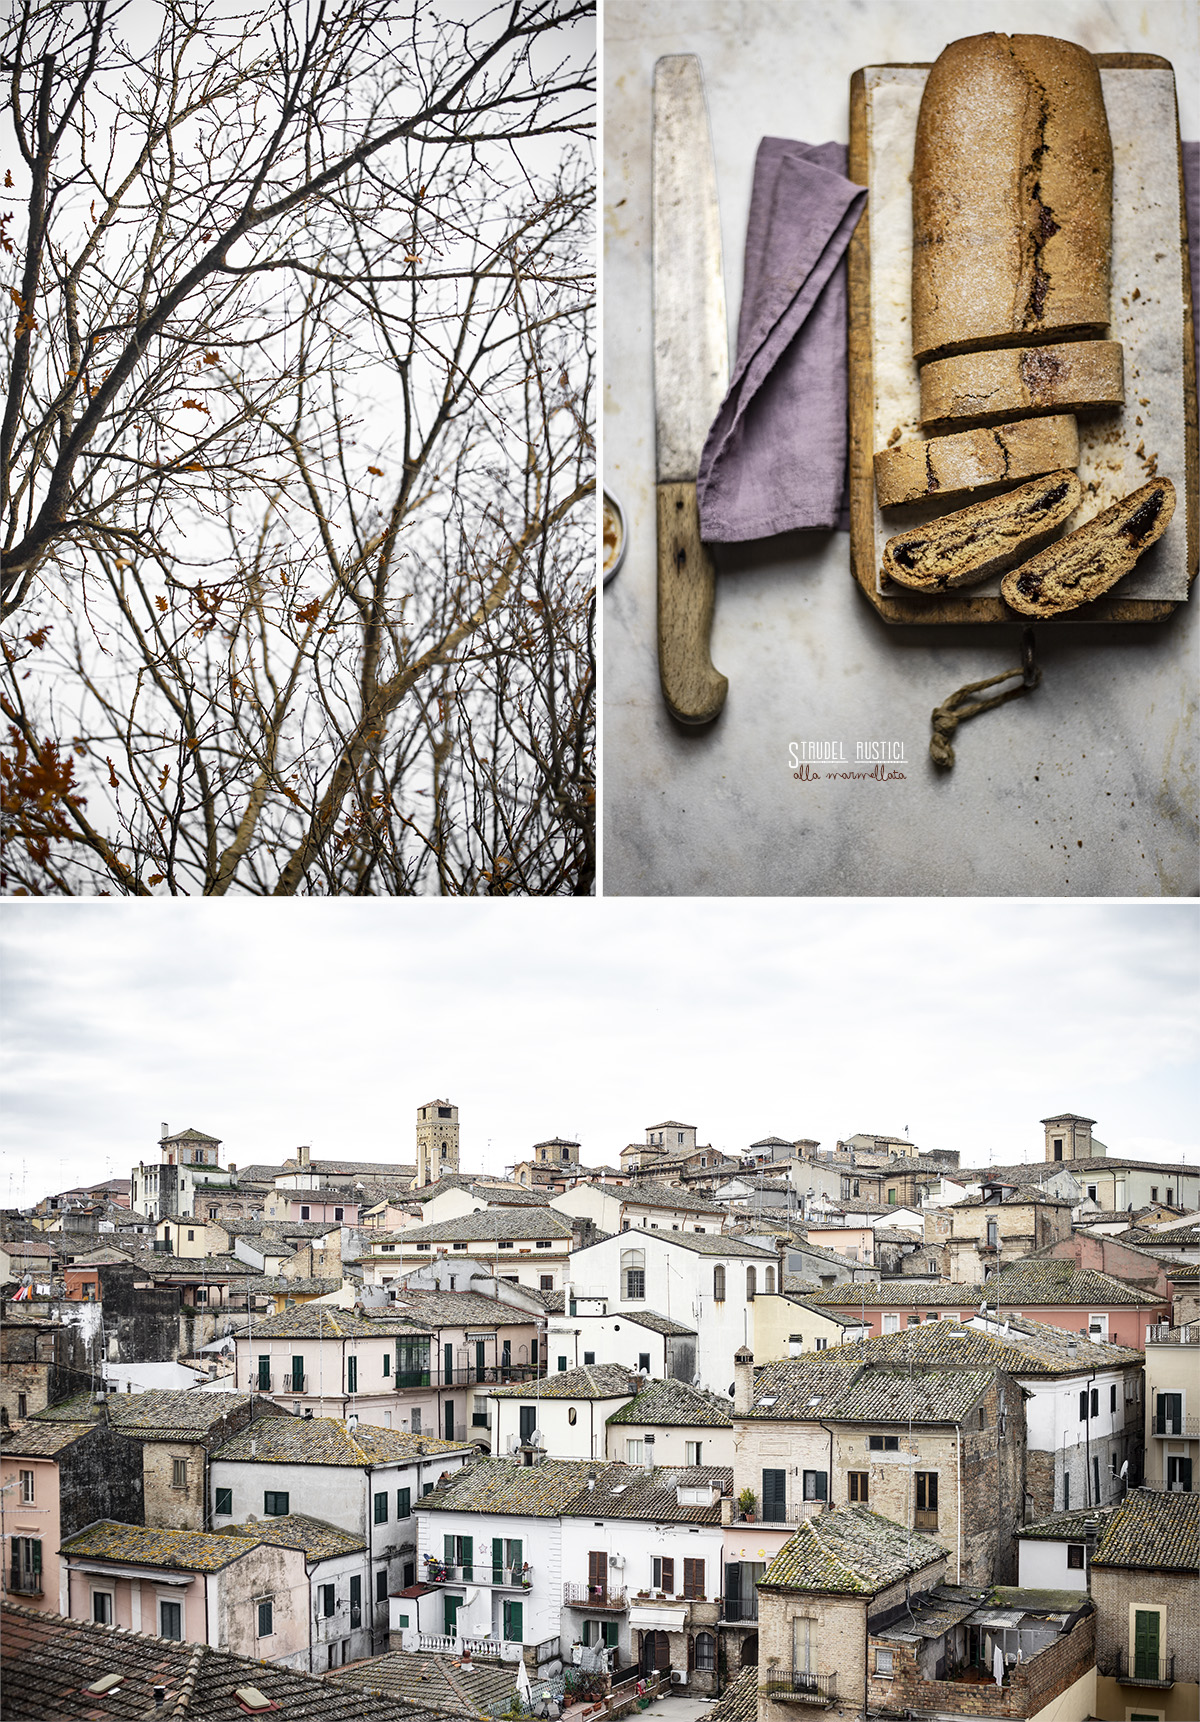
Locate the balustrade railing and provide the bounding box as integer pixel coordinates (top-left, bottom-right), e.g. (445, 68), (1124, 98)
(563, 1582), (627, 1609)
(760, 1671), (838, 1705)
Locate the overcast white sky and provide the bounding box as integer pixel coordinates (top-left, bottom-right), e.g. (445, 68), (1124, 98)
(0, 900), (1196, 1205)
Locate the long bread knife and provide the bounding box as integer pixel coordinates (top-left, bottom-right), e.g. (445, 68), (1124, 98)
(652, 54), (729, 726)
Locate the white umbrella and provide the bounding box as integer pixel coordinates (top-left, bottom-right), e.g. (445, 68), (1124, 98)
(517, 1656), (533, 1705)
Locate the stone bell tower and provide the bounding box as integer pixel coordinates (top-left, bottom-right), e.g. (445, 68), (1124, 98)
(415, 1100), (460, 1186)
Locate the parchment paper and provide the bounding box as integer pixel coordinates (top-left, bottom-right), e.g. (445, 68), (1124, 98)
(865, 65), (1190, 603)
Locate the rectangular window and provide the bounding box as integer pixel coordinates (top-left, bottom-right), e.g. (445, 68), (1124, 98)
(762, 1468), (787, 1522)
(92, 1591), (113, 1625)
(320, 1584), (335, 1617)
(1155, 1392), (1183, 1435)
(682, 1558), (705, 1599)
(374, 1490), (388, 1524)
(626, 1439), (644, 1464)
(1090, 1387), (1099, 1418)
(257, 1599), (274, 1638)
(875, 1648), (893, 1675)
(264, 1491), (289, 1516)
(349, 1575), (361, 1629)
(1066, 1545), (1085, 1569)
(583, 1351), (595, 1365)
(171, 1459), (187, 1489)
(18, 1471), (34, 1504)
(535, 1240), (552, 1250)
(868, 1436), (899, 1452)
(557, 1356), (568, 1372)
(160, 1601), (183, 1641)
(653, 1557), (674, 1593)
(16, 1393), (26, 1419)
(802, 1470), (828, 1501)
(685, 1441), (702, 1465)
(638, 1352), (651, 1372)
(498, 1241), (514, 1250)
(376, 1570), (388, 1603)
(882, 1314), (900, 1332)
(1134, 1609), (1161, 1682)
(1110, 1384), (1117, 1412)
(1080, 1389), (1089, 1421)
(848, 1471), (869, 1502)
(215, 1487), (232, 1516)
(301, 1205), (310, 1220)
(815, 1336), (828, 1351)
(541, 1275), (554, 1291)
(397, 1487), (411, 1519)
(792, 1617), (815, 1675)
(915, 1472), (938, 1528)
(347, 1355), (358, 1394)
(503, 1599), (523, 1642)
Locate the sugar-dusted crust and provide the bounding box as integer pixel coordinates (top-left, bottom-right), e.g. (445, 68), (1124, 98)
(912, 33), (1112, 363)
(883, 470), (1081, 591)
(919, 339), (1123, 429)
(1000, 477), (1176, 614)
(873, 415), (1079, 507)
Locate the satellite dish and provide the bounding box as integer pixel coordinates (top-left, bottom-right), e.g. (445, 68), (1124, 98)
(531, 1428), (543, 1447)
(508, 1435), (520, 1454)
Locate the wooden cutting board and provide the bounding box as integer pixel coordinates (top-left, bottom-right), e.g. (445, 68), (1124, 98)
(847, 54), (1197, 625)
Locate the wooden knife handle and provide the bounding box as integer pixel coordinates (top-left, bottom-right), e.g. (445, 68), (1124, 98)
(656, 482), (728, 726)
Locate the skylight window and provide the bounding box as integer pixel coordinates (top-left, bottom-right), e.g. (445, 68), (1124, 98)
(756, 1396), (777, 1407)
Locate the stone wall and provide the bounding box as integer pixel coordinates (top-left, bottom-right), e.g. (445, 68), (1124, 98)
(1091, 1565), (1200, 1684)
(866, 1610), (1094, 1718)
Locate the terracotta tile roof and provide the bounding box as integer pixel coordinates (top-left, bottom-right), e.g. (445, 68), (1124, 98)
(613, 1310), (696, 1336)
(376, 1211), (577, 1245)
(1090, 1488), (1200, 1573)
(703, 1664), (757, 1722)
(0, 1600), (474, 1720)
(213, 1513), (366, 1558)
(225, 1304), (402, 1339)
(60, 1519), (261, 1573)
(816, 1367), (994, 1425)
(741, 1357), (865, 1419)
(563, 1465), (732, 1524)
(489, 1363), (633, 1401)
(620, 1231), (777, 1259)
(214, 1416), (471, 1467)
(385, 1291), (536, 1328)
(824, 1315), (1143, 1377)
(760, 1507), (945, 1594)
(104, 1390), (264, 1437)
(809, 1263), (1162, 1307)
(331, 1648), (517, 1716)
(1, 1420), (96, 1456)
(618, 1183), (728, 1215)
(418, 1456), (603, 1516)
(607, 1379), (732, 1428)
(1017, 1506), (1118, 1541)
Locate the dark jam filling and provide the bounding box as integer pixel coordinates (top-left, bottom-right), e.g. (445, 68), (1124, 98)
(1015, 570), (1044, 597)
(1120, 488), (1165, 545)
(891, 543), (920, 570)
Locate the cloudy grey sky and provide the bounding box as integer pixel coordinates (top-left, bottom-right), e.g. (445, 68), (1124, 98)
(0, 901), (1196, 1205)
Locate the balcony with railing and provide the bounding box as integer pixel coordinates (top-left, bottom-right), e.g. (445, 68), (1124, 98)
(1106, 1649), (1175, 1688)
(424, 1561), (532, 1590)
(282, 1372), (307, 1393)
(1146, 1324), (1200, 1345)
(760, 1671), (837, 1706)
(7, 1572), (43, 1598)
(248, 1373), (273, 1391)
(720, 1596), (758, 1623)
(1150, 1415), (1200, 1438)
(393, 1364), (543, 1391)
(563, 1582), (628, 1611)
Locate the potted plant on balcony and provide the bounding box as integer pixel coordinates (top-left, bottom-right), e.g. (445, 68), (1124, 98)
(737, 1487), (758, 1522)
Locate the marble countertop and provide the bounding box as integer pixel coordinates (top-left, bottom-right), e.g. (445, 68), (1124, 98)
(602, 0), (1198, 897)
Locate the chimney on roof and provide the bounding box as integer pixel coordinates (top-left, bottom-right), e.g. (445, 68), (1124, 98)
(733, 1347), (754, 1417)
(161, 1122), (169, 1140)
(298, 1145), (310, 1169)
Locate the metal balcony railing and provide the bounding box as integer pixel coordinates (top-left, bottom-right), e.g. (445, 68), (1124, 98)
(283, 1373), (306, 1393)
(1146, 1325), (1199, 1345)
(8, 1574), (43, 1597)
(248, 1373), (273, 1391)
(760, 1672), (837, 1706)
(1109, 1649), (1175, 1687)
(392, 1364), (542, 1391)
(1152, 1415), (1200, 1437)
(563, 1583), (627, 1610)
(425, 1563), (532, 1589)
(720, 1597), (758, 1622)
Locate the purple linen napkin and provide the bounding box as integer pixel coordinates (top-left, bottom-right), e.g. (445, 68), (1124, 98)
(696, 138), (866, 541)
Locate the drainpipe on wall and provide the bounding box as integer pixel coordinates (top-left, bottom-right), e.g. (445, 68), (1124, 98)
(955, 1422), (962, 1584)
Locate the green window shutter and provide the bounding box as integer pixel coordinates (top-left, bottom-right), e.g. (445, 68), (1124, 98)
(31, 1540), (42, 1573)
(762, 1469), (787, 1522)
(461, 1536), (473, 1581)
(397, 1488), (411, 1519)
(603, 1622), (619, 1648)
(492, 1540), (503, 1583)
(445, 1533), (455, 1568)
(292, 1355), (304, 1385)
(1134, 1611), (1160, 1679)
(504, 1599), (523, 1642)
(384, 1354), (390, 1376)
(347, 1355), (357, 1393)
(508, 1538), (522, 1572)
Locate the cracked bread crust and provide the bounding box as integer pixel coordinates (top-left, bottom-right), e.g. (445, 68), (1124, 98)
(883, 469), (1082, 591)
(874, 416), (1079, 507)
(1000, 477), (1176, 614)
(919, 339), (1123, 429)
(912, 33), (1112, 363)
